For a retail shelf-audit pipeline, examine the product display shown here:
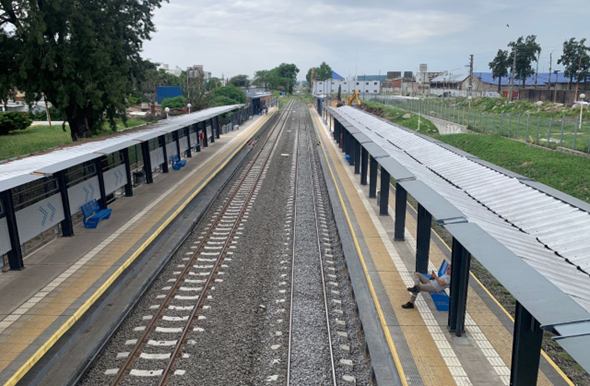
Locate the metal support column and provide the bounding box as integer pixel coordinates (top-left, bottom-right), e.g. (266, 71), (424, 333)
(0, 189), (24, 270)
(415, 204), (432, 273)
(394, 184), (407, 241)
(186, 127), (192, 158)
(175, 130), (181, 159)
(447, 238), (471, 336)
(209, 119), (215, 143)
(354, 139), (360, 174)
(94, 156), (108, 210)
(510, 302), (543, 386)
(360, 147), (368, 185)
(141, 141), (153, 184)
(379, 168), (390, 215)
(121, 148), (133, 197)
(214, 116), (220, 139)
(160, 135), (169, 173)
(202, 120), (208, 147)
(369, 155), (377, 198)
(55, 171), (74, 236)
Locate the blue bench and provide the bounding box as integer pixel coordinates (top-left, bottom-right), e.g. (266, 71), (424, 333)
(81, 199), (112, 229)
(422, 260), (450, 312)
(171, 155), (186, 170)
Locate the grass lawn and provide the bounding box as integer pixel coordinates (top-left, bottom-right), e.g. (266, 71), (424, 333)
(0, 119), (145, 161)
(436, 133), (590, 204)
(362, 100), (438, 134)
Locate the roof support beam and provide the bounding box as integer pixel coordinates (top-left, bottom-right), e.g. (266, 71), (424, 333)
(0, 189), (24, 271)
(369, 155), (378, 198)
(379, 168), (390, 216)
(175, 130), (181, 160)
(208, 119), (215, 144)
(354, 139), (360, 174)
(416, 204), (432, 273)
(140, 141), (153, 184)
(159, 135), (169, 173)
(186, 126), (192, 158)
(121, 148), (133, 197)
(510, 301), (543, 385)
(447, 237), (471, 336)
(94, 156), (108, 210)
(394, 184), (407, 241)
(56, 171), (74, 236)
(360, 147), (368, 186)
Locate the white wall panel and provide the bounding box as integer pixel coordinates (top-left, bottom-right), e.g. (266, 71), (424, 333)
(104, 164), (127, 195)
(68, 176), (100, 214)
(189, 132), (197, 146)
(150, 148), (164, 168)
(16, 194), (65, 243)
(0, 218), (10, 255)
(179, 137), (188, 152)
(166, 141), (177, 158)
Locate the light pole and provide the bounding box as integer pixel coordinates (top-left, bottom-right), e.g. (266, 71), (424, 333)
(579, 93), (586, 132)
(165, 107), (170, 119)
(418, 96), (421, 132)
(187, 103), (192, 114)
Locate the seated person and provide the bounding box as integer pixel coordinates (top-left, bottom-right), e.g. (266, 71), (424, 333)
(402, 265), (451, 309)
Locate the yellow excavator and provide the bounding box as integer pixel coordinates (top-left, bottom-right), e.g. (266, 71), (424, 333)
(347, 89), (361, 106)
(331, 86), (361, 108)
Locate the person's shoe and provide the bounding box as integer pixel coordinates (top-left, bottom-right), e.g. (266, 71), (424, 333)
(407, 285), (419, 293)
(402, 302), (415, 309)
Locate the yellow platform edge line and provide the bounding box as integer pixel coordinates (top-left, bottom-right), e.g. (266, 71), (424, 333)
(311, 110), (409, 386)
(4, 112), (274, 386)
(404, 182), (574, 385)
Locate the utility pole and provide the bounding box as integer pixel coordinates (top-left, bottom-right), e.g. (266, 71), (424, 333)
(535, 54), (540, 88)
(509, 48), (517, 101)
(547, 52), (553, 90)
(469, 54), (474, 97)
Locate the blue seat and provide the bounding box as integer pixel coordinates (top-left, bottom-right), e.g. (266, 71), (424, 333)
(81, 199), (112, 229)
(422, 259), (450, 311)
(171, 155), (186, 170)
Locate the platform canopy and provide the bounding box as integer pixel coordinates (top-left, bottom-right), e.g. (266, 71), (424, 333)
(329, 105), (590, 372)
(0, 105), (243, 192)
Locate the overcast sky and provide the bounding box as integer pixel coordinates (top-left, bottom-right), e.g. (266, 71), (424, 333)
(141, 0), (590, 81)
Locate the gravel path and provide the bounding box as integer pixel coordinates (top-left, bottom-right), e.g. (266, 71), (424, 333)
(80, 101), (373, 385)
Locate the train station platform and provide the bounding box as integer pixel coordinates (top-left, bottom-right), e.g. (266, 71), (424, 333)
(0, 111), (275, 386)
(310, 107), (573, 386)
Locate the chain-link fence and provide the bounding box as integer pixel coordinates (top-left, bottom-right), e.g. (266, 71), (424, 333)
(364, 95), (590, 153)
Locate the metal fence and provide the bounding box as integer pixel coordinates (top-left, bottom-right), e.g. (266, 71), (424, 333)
(365, 95), (590, 153)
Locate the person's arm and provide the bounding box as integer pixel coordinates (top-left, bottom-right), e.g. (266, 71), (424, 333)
(431, 272), (447, 286)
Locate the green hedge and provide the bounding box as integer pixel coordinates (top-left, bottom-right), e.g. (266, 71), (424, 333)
(0, 112), (33, 136)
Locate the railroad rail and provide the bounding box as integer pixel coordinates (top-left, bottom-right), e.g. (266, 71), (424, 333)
(108, 99), (295, 385)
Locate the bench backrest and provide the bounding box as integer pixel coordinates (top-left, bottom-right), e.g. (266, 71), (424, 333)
(438, 259), (450, 278)
(171, 154), (180, 163)
(81, 199), (99, 217)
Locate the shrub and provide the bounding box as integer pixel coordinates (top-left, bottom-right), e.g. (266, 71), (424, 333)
(161, 96), (186, 109)
(0, 112), (33, 135)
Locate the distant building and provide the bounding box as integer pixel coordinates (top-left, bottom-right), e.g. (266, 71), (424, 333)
(187, 65), (211, 81)
(157, 63), (183, 76)
(313, 78), (381, 95)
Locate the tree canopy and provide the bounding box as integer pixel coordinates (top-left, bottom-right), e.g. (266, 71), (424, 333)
(558, 38), (590, 89)
(0, 0), (166, 141)
(211, 84), (246, 106)
(229, 75), (250, 88)
(306, 62), (333, 85)
(488, 49), (510, 93)
(507, 35), (541, 87)
(254, 64), (299, 94)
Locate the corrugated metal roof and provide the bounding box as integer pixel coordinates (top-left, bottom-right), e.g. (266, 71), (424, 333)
(0, 105), (243, 191)
(334, 106), (590, 312)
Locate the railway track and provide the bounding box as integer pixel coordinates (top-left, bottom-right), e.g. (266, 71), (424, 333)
(104, 100), (295, 385)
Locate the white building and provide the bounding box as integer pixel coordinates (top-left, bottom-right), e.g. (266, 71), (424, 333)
(313, 78), (380, 95)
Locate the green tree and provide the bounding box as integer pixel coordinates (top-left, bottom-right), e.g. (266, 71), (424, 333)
(229, 75), (250, 88)
(161, 96), (186, 109)
(489, 49), (510, 94)
(268, 63), (299, 93)
(0, 0), (166, 141)
(558, 38), (590, 90)
(182, 72), (211, 111)
(211, 84), (246, 106)
(306, 62), (333, 86)
(253, 70), (270, 89)
(508, 35), (541, 87)
(207, 77), (223, 91)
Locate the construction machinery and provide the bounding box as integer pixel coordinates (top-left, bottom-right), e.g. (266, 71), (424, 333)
(347, 89), (361, 106)
(332, 85), (345, 107)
